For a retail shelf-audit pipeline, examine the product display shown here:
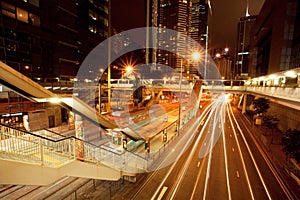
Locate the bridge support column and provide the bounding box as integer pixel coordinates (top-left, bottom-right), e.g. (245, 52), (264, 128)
(242, 94), (247, 114)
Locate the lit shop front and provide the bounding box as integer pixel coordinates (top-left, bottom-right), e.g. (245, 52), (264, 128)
(0, 112), (28, 130)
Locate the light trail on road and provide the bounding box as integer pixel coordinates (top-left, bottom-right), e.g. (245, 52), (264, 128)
(128, 95), (295, 200)
(167, 101), (219, 200)
(151, 103), (213, 200)
(227, 104), (255, 199)
(131, 103), (213, 200)
(229, 105), (294, 200)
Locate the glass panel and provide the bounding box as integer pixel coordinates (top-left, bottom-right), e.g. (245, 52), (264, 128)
(29, 13), (40, 27)
(17, 8), (28, 23)
(29, 0), (39, 7)
(1, 2), (15, 19)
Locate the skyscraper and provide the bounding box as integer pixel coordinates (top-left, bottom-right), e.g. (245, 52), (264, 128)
(156, 0), (208, 76)
(0, 0), (108, 83)
(249, 0), (300, 78)
(235, 15), (257, 79)
(190, 0), (208, 49)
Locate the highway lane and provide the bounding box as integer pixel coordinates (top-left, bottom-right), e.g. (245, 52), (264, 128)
(127, 102), (213, 200)
(228, 105), (294, 199)
(123, 94), (294, 200)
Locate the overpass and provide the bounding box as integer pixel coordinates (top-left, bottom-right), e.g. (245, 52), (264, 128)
(0, 123), (147, 185)
(1, 60), (299, 185)
(0, 61), (117, 130)
(0, 61), (151, 184)
(0, 61), (197, 185)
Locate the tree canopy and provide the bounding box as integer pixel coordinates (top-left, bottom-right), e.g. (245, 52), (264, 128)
(252, 97), (270, 115)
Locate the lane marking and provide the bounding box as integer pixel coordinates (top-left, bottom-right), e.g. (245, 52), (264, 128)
(197, 161), (200, 167)
(222, 108), (232, 200)
(229, 105), (272, 200)
(227, 107), (255, 199)
(236, 170), (240, 178)
(152, 103), (214, 200)
(157, 186), (168, 200)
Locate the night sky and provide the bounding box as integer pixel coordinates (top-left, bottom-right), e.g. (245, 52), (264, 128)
(111, 0), (265, 53)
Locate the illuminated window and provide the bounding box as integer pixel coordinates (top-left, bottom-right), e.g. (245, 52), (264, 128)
(104, 19), (108, 26)
(89, 9), (97, 20)
(1, 2), (15, 19)
(29, 0), (39, 7)
(104, 6), (108, 14)
(29, 13), (40, 26)
(17, 8), (28, 23)
(89, 24), (97, 33)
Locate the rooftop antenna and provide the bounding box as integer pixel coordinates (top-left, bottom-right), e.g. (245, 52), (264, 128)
(246, 0), (250, 16)
(208, 0), (212, 15)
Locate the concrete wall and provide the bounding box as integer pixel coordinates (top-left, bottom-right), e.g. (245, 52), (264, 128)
(28, 106), (62, 131)
(244, 94), (300, 132)
(268, 102), (300, 132)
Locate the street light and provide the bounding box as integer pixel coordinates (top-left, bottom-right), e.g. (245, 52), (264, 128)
(125, 65), (133, 75)
(178, 51), (201, 134)
(192, 51), (201, 61)
(120, 65), (134, 108)
(98, 68), (104, 114)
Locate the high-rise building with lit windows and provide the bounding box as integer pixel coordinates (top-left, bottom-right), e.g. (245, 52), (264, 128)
(235, 15), (257, 79)
(249, 0), (300, 78)
(157, 0), (191, 74)
(155, 0), (208, 76)
(0, 0), (108, 83)
(190, 0), (208, 48)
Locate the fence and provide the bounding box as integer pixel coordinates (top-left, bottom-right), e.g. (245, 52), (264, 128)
(0, 124), (148, 172)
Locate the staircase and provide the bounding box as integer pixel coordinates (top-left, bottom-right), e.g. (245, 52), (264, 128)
(0, 124), (148, 185)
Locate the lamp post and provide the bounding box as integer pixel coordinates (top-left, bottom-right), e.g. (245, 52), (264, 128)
(178, 58), (183, 134)
(98, 68), (104, 114)
(121, 65), (133, 108)
(178, 52), (201, 134)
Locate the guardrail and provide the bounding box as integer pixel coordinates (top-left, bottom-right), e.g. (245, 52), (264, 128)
(0, 124), (148, 172)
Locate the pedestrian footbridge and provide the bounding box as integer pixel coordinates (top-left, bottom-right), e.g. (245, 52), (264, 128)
(1, 61), (300, 185)
(0, 124), (147, 185)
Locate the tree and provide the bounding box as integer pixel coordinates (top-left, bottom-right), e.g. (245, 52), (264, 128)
(252, 97), (270, 115)
(281, 129), (300, 162)
(263, 115), (279, 143)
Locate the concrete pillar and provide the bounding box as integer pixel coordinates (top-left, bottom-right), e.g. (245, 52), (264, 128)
(242, 93), (247, 114)
(75, 114), (84, 139)
(75, 114), (84, 160)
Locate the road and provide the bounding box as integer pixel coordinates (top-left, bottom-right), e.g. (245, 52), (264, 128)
(120, 94), (294, 200)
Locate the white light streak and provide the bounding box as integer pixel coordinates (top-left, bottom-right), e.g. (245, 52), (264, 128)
(227, 105), (255, 199)
(228, 105), (272, 199)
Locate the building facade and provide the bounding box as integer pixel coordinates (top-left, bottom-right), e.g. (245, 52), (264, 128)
(235, 15), (257, 79)
(0, 0), (108, 83)
(0, 0), (109, 130)
(249, 0), (300, 78)
(156, 0), (208, 77)
(189, 0), (208, 49)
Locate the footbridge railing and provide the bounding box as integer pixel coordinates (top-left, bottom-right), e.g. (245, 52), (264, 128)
(0, 124), (148, 173)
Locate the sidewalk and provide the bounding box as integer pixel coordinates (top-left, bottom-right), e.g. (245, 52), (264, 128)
(241, 110), (300, 198)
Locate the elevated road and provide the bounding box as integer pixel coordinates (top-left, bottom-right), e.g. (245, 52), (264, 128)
(0, 61), (117, 129)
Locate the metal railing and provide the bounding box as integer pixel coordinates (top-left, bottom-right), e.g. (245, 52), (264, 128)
(0, 124), (148, 172)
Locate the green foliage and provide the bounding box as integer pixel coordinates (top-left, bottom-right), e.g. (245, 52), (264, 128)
(252, 97), (270, 115)
(263, 115), (279, 137)
(281, 129), (300, 162)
